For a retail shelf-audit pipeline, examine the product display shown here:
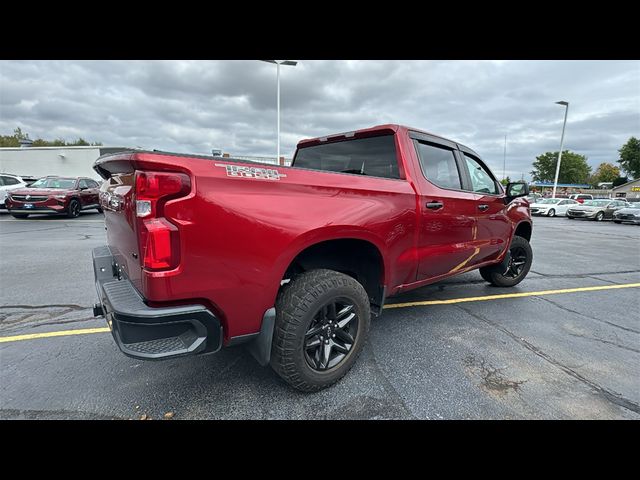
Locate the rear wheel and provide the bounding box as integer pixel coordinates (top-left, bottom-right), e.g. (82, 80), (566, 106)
(547, 209), (556, 217)
(271, 269), (371, 392)
(479, 235), (533, 288)
(67, 199), (80, 218)
(11, 213), (29, 219)
(595, 211), (604, 222)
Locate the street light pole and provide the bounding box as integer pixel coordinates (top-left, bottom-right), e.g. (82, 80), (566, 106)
(552, 101), (569, 199)
(503, 134), (507, 182)
(260, 60), (298, 164)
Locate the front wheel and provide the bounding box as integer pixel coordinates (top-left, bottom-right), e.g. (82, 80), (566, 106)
(271, 269), (371, 392)
(595, 211), (604, 222)
(567, 215), (574, 219)
(479, 235), (533, 288)
(67, 199), (80, 218)
(547, 209), (556, 217)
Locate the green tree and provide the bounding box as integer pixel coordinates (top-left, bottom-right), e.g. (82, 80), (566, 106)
(591, 162), (620, 185)
(617, 137), (640, 179)
(0, 127), (101, 147)
(500, 176), (511, 186)
(530, 150), (592, 184)
(613, 176), (629, 187)
(0, 127), (28, 147)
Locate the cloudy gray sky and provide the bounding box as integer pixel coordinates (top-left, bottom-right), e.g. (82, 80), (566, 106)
(1, 60), (638, 180)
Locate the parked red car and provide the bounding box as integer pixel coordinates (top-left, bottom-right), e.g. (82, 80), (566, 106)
(92, 124), (532, 391)
(6, 176), (102, 219)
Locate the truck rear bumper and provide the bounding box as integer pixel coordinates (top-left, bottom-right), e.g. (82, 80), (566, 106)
(92, 246), (222, 360)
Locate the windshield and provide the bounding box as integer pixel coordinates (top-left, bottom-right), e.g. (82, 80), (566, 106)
(293, 135), (400, 179)
(582, 200), (610, 207)
(30, 178), (76, 189)
(538, 198), (561, 204)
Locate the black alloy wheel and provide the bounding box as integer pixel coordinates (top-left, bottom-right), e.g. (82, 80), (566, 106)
(303, 298), (359, 371)
(67, 199), (81, 218)
(503, 245), (528, 279)
(479, 235), (533, 288)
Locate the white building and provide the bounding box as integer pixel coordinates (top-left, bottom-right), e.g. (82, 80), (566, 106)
(0, 145), (130, 181)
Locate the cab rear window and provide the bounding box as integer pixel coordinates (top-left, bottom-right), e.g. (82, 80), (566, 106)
(293, 135), (400, 179)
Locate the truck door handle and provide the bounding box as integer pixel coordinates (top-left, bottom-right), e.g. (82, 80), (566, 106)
(478, 204), (490, 211)
(426, 201), (444, 210)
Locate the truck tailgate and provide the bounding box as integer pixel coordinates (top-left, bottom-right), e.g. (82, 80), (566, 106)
(99, 170), (142, 290)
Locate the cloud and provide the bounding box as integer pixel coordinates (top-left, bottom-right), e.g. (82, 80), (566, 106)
(1, 60), (638, 179)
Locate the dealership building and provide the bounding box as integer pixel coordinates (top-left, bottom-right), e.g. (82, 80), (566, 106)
(0, 142), (130, 181)
(611, 178), (640, 199)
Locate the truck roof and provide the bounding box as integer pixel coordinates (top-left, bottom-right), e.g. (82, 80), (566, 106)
(297, 124), (479, 157)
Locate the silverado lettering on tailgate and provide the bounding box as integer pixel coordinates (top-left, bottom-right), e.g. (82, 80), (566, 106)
(215, 164), (286, 181)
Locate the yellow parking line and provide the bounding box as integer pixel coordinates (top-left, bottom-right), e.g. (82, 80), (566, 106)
(0, 327), (110, 344)
(384, 283), (640, 309)
(1, 283), (638, 344)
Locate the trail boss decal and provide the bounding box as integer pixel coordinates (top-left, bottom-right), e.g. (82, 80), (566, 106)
(215, 164), (286, 181)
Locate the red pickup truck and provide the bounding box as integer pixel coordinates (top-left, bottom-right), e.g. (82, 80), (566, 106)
(92, 124), (532, 391)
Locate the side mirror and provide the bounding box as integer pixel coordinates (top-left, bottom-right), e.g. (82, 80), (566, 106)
(505, 182), (529, 202)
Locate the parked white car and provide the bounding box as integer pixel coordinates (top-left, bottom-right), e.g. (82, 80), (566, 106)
(0, 174), (28, 209)
(529, 198), (579, 217)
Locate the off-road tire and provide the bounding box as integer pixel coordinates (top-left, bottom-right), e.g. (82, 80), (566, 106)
(479, 235), (533, 288)
(271, 269), (371, 392)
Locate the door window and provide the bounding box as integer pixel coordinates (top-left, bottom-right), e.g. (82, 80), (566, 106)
(78, 179), (89, 189)
(1, 176), (20, 186)
(463, 154), (500, 195)
(415, 141), (462, 190)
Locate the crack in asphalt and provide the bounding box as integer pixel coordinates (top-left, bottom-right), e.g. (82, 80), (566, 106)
(567, 332), (640, 354)
(1, 317), (98, 334)
(0, 408), (124, 420)
(0, 305), (96, 334)
(529, 269), (640, 278)
(456, 304), (640, 416)
(463, 355), (527, 395)
(536, 296), (640, 335)
(362, 347), (416, 419)
(0, 226), (69, 235)
(0, 304), (88, 310)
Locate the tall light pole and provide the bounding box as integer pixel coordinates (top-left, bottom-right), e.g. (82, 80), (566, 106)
(261, 60), (297, 164)
(502, 134), (507, 182)
(552, 101), (569, 199)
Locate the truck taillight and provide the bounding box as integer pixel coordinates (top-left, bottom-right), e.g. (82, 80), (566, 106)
(134, 170), (190, 271)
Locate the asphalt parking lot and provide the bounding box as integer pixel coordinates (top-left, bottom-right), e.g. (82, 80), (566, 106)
(1, 212), (638, 419)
